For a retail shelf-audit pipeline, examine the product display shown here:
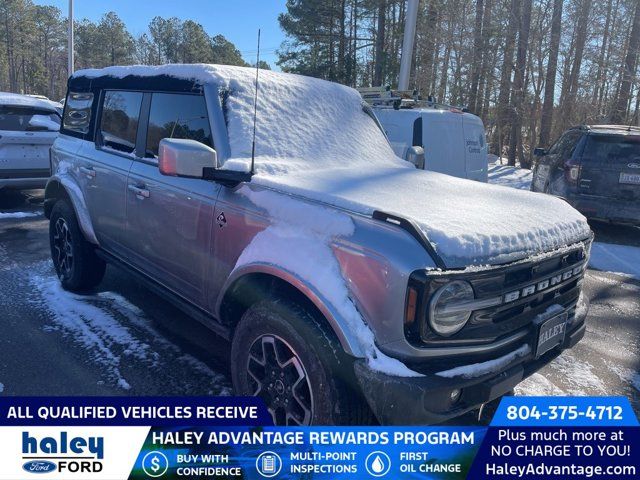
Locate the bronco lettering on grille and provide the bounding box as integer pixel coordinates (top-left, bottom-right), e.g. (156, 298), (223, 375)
(503, 264), (585, 304)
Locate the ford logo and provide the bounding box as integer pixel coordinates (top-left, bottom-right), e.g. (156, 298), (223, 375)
(628, 163), (640, 168)
(22, 460), (57, 474)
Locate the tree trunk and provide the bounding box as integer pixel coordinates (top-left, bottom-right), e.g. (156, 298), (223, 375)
(374, 0), (386, 86)
(593, 0), (613, 112)
(491, 0), (519, 156)
(560, 0), (592, 128)
(468, 0), (484, 114)
(508, 0), (532, 167)
(538, 0), (563, 147)
(612, 0), (640, 123)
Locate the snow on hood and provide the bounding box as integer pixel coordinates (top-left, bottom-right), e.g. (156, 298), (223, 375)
(0, 92), (59, 112)
(73, 64), (591, 267)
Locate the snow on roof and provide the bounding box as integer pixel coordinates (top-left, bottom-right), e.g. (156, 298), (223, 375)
(73, 64), (591, 267)
(0, 92), (59, 111)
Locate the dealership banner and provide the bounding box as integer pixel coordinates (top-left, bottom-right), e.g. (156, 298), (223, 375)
(0, 397), (637, 479)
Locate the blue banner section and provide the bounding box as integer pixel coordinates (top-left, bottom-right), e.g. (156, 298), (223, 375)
(0, 397), (272, 426)
(469, 396), (640, 480)
(128, 426), (486, 479)
(491, 396), (639, 427)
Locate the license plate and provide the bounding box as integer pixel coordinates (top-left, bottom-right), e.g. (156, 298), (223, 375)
(535, 313), (568, 358)
(620, 172), (640, 185)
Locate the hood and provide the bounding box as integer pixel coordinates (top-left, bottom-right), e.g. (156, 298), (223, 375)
(252, 165), (592, 269)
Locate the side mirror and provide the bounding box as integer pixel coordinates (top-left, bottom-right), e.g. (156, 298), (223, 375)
(158, 138), (217, 179)
(533, 147), (547, 157)
(406, 146), (425, 169)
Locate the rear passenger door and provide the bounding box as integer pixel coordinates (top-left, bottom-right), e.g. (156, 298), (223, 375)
(78, 90), (143, 255)
(533, 131), (581, 192)
(124, 92), (220, 307)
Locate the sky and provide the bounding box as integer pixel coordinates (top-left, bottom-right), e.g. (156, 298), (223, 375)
(33, 0), (288, 67)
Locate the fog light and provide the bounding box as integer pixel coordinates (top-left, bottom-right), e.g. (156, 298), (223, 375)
(450, 389), (462, 405)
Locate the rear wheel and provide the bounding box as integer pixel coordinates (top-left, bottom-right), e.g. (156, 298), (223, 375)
(231, 298), (371, 425)
(49, 199), (106, 292)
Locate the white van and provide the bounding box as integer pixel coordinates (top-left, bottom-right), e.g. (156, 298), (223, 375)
(373, 106), (488, 182)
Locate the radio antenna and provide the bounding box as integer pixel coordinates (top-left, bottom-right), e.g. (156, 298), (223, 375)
(250, 29), (261, 176)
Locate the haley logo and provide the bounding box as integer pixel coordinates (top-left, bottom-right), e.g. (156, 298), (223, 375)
(22, 431), (104, 474)
(628, 162), (640, 169)
(22, 461), (57, 474)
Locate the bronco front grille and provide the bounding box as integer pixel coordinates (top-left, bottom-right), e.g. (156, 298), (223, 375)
(406, 239), (591, 358)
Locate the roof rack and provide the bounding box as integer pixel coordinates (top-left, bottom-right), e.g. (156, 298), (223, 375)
(358, 86), (468, 112)
(581, 124), (640, 132)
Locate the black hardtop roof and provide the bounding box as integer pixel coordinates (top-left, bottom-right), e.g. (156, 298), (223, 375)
(67, 73), (203, 94)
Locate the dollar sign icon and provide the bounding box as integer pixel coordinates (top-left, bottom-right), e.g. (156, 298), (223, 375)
(142, 451), (168, 478)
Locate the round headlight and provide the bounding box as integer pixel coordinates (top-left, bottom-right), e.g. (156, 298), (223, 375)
(429, 280), (474, 336)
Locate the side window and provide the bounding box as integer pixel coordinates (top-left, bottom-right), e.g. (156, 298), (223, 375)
(145, 93), (213, 159)
(63, 92), (93, 134)
(98, 91), (143, 155)
(548, 132), (581, 160)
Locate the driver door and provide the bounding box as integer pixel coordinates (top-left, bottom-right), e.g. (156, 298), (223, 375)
(124, 92), (221, 308)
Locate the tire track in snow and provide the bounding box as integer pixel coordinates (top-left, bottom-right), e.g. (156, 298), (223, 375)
(27, 261), (230, 394)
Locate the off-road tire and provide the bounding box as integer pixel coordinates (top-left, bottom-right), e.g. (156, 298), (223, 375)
(231, 298), (372, 425)
(49, 199), (106, 292)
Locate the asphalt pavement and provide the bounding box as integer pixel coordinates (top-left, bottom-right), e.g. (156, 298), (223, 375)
(0, 189), (638, 423)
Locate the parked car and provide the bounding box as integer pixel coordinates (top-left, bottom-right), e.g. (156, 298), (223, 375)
(46, 65), (592, 426)
(360, 88), (488, 182)
(532, 125), (640, 225)
(0, 92), (61, 192)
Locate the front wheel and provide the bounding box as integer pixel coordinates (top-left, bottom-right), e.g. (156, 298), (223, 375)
(231, 299), (371, 426)
(49, 199), (106, 292)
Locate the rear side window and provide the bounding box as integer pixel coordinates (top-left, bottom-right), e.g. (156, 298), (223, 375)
(145, 93), (212, 159)
(548, 131), (581, 159)
(584, 135), (640, 163)
(63, 92), (93, 133)
(0, 106), (60, 132)
(99, 91), (143, 155)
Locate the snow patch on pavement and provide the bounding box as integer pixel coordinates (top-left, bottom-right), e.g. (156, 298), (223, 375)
(589, 242), (640, 280)
(606, 362), (640, 393)
(0, 211), (40, 219)
(28, 265), (230, 393)
(549, 354), (607, 395)
(515, 373), (565, 396)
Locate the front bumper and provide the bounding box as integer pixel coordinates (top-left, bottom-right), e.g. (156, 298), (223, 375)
(355, 305), (588, 426)
(567, 193), (640, 225)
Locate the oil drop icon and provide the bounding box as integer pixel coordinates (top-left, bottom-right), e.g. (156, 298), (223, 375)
(365, 451), (391, 477)
(371, 455), (384, 473)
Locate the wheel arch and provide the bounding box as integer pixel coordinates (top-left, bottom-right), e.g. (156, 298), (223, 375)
(44, 176), (99, 245)
(216, 264), (364, 358)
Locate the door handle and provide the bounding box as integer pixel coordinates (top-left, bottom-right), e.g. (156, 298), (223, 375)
(128, 184), (150, 199)
(79, 166), (96, 179)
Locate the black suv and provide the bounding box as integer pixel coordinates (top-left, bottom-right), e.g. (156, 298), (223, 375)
(532, 125), (640, 225)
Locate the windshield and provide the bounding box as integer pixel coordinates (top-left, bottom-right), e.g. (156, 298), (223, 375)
(585, 134), (640, 162)
(218, 66), (401, 172)
(0, 106), (60, 132)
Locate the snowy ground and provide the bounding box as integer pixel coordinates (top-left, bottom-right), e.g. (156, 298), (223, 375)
(487, 161), (532, 190)
(1, 190), (638, 423)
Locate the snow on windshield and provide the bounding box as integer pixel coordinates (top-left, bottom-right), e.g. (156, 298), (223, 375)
(217, 67), (406, 174)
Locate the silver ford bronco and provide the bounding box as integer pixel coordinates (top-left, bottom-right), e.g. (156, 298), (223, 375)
(46, 64), (592, 425)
